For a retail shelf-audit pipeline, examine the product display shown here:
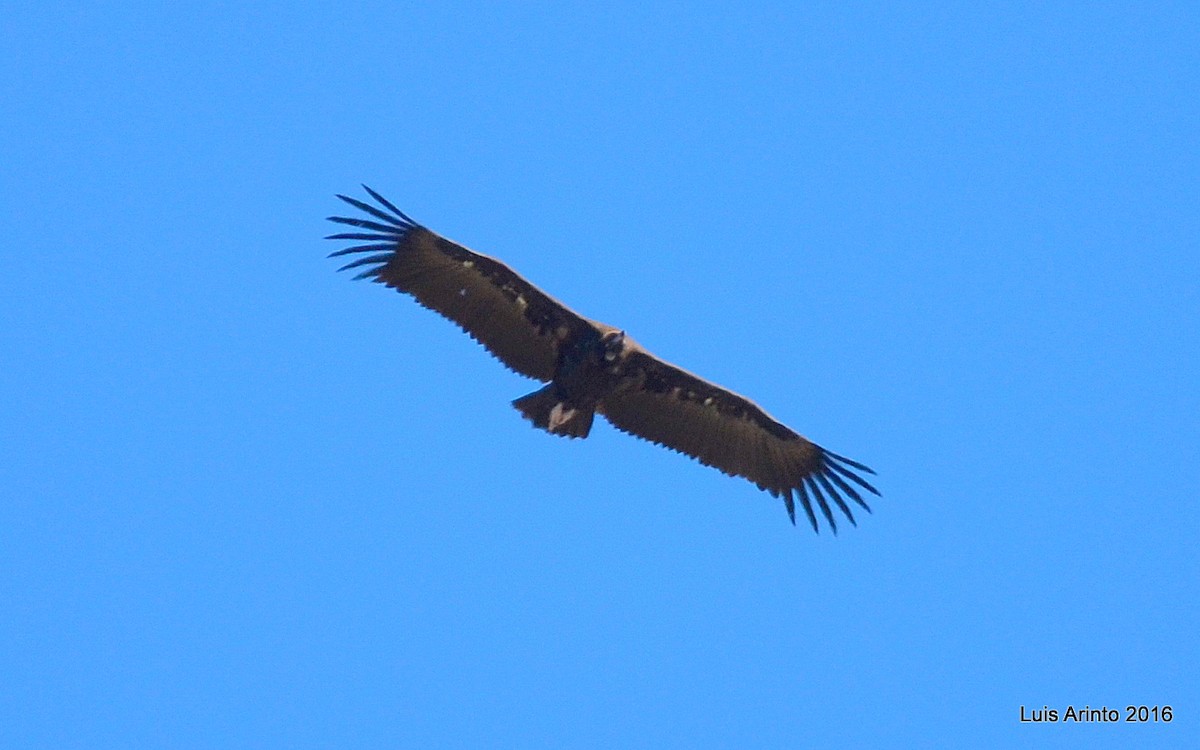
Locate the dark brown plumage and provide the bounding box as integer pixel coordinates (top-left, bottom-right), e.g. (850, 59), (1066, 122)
(327, 186), (880, 532)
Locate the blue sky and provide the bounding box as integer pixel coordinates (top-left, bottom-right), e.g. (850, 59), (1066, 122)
(2, 2), (1196, 747)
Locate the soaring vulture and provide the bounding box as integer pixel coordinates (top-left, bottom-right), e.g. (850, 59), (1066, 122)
(327, 187), (880, 532)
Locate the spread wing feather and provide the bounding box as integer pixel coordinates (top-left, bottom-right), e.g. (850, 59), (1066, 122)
(599, 349), (879, 533)
(327, 186), (593, 381)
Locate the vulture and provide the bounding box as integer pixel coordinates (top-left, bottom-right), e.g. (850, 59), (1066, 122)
(327, 186), (880, 532)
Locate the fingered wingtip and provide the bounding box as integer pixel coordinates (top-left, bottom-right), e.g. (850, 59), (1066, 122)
(336, 253), (392, 273)
(360, 185), (418, 225)
(824, 452), (882, 497)
(329, 190), (415, 230)
(825, 448), (877, 475)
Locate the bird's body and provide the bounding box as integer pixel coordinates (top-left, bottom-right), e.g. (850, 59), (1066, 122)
(327, 187), (880, 532)
(513, 326), (624, 438)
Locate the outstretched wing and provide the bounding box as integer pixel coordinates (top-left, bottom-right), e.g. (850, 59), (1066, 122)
(599, 347), (880, 533)
(327, 187), (593, 381)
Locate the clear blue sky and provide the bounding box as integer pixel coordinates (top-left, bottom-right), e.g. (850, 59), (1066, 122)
(2, 2), (1196, 747)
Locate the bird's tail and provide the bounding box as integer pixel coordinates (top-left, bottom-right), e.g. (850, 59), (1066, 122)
(512, 385), (595, 439)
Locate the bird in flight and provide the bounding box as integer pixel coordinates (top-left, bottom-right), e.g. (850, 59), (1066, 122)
(327, 186), (880, 532)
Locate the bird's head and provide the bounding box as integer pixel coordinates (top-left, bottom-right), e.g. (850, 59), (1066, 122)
(601, 329), (626, 362)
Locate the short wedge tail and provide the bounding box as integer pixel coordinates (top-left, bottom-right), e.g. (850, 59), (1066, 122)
(513, 386), (595, 438)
